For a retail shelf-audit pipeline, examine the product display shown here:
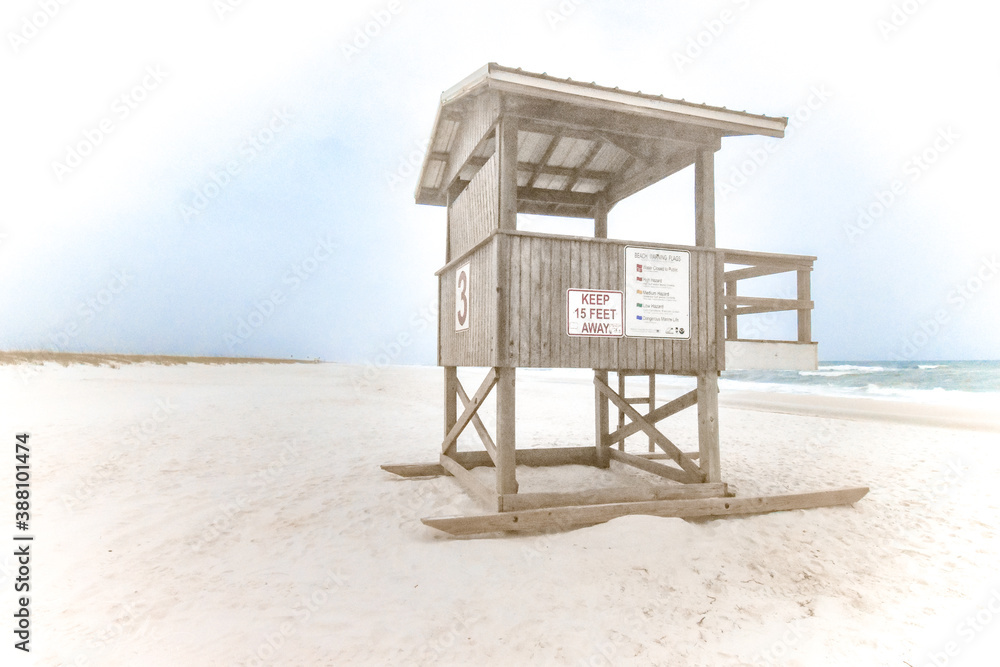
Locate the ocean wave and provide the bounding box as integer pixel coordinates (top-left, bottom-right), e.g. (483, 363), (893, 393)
(799, 364), (885, 377)
(720, 377), (999, 408)
(918, 364), (943, 369)
(799, 370), (861, 377)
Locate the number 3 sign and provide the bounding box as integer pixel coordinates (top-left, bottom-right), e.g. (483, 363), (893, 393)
(455, 262), (470, 332)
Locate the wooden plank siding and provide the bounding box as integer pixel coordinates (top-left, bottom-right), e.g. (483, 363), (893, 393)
(438, 237), (499, 367)
(439, 230), (724, 372)
(449, 152), (499, 259)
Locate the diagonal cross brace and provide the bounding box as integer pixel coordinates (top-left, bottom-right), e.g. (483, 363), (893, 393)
(442, 369), (497, 455)
(594, 376), (705, 481)
(606, 388), (698, 444)
(456, 378), (499, 464)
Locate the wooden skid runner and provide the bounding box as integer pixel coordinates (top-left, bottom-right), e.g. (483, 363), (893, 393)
(381, 446), (597, 478)
(420, 487), (869, 536)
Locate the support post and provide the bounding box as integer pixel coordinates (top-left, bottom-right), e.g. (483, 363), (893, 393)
(594, 193), (608, 238)
(443, 366), (458, 457)
(617, 372), (626, 451)
(797, 268), (812, 343)
(695, 148), (716, 248)
(496, 367), (518, 497)
(593, 196), (611, 467)
(496, 114), (518, 368)
(594, 370), (610, 468)
(697, 372), (721, 483)
(647, 373), (656, 453)
(498, 115), (519, 232)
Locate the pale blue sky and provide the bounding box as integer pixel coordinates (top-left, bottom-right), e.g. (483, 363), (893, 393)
(2, 0), (998, 363)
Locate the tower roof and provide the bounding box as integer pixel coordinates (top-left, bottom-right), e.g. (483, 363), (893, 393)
(416, 63), (787, 216)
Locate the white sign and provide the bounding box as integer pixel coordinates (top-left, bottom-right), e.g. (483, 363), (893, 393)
(624, 246), (690, 339)
(566, 289), (623, 337)
(455, 262), (470, 332)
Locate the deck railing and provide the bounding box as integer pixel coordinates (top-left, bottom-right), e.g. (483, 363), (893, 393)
(719, 249), (815, 344)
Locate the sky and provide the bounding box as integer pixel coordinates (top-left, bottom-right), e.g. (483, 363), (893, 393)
(2, 0), (998, 364)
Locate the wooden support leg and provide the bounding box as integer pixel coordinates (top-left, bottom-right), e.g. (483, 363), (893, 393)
(594, 370), (610, 468)
(617, 372), (626, 451)
(443, 366), (458, 457)
(648, 373), (656, 453)
(697, 372), (721, 483)
(496, 367), (518, 497)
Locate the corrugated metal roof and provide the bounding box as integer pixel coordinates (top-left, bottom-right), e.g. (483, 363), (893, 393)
(517, 131), (553, 165)
(588, 142), (631, 173)
(416, 63), (788, 212)
(441, 63), (787, 136)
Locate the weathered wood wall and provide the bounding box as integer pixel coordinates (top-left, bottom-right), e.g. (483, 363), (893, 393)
(438, 231), (724, 373)
(449, 153), (499, 259)
(438, 237), (499, 367)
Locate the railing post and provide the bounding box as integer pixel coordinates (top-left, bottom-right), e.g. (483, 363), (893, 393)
(797, 268), (812, 343)
(724, 277), (738, 341)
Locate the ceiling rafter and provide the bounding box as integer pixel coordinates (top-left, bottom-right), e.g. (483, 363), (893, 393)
(524, 128), (564, 190)
(562, 137), (605, 194)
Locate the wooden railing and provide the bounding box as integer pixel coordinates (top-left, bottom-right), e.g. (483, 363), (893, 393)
(719, 249), (815, 344)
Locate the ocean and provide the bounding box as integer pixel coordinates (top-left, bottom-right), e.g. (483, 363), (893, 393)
(720, 360), (1000, 407)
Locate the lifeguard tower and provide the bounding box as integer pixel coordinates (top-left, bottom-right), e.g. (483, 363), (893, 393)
(384, 64), (866, 535)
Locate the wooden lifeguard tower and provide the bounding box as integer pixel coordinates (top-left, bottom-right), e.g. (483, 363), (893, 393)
(384, 64), (866, 535)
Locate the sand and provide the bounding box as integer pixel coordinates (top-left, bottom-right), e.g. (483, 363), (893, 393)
(2, 359), (998, 666)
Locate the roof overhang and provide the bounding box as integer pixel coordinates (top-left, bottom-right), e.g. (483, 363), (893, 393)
(416, 63), (788, 214)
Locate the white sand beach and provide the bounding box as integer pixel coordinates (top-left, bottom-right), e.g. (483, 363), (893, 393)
(2, 358), (999, 666)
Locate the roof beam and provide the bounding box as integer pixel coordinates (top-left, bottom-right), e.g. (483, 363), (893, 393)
(606, 149), (696, 206)
(517, 187), (599, 208)
(465, 155), (617, 186)
(520, 162), (614, 182)
(517, 201), (595, 219)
